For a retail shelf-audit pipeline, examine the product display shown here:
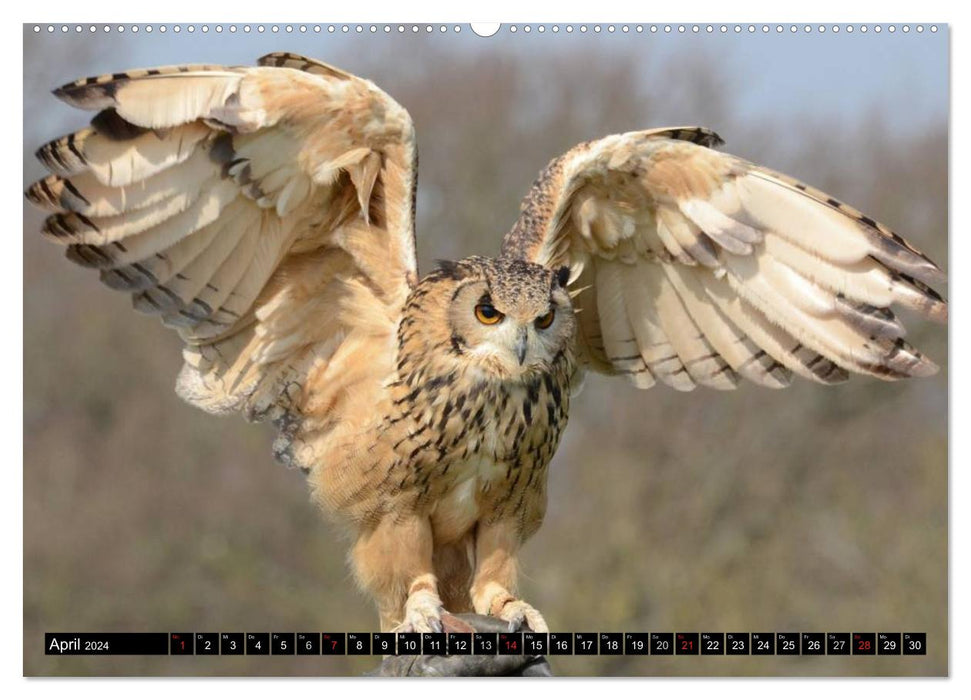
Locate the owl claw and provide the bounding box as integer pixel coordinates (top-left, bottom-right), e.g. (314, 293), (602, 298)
(496, 599), (549, 633)
(394, 589), (445, 634)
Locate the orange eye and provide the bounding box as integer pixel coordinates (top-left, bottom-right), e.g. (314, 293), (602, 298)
(475, 303), (504, 325)
(535, 309), (555, 329)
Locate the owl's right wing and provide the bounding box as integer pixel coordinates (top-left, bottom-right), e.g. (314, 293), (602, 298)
(26, 52), (417, 468)
(502, 128), (946, 390)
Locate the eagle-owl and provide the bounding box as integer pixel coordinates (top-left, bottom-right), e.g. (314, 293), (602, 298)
(26, 52), (946, 634)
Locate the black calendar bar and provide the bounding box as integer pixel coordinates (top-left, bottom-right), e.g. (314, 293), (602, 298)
(44, 631), (928, 655)
(45, 633), (169, 655)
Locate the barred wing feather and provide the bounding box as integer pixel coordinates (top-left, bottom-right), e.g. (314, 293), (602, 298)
(26, 52), (418, 469)
(501, 127), (946, 391)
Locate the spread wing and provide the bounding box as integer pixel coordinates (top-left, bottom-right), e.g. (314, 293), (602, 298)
(502, 128), (946, 390)
(26, 52), (418, 468)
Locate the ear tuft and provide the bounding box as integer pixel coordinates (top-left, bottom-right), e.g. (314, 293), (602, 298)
(435, 259), (467, 280)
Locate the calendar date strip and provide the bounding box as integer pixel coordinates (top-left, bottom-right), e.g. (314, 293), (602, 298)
(45, 631), (926, 656)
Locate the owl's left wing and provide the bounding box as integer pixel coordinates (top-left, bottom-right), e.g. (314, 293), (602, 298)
(501, 128), (946, 390)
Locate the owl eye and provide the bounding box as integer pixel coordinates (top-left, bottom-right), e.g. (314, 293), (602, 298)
(535, 309), (555, 330)
(474, 303), (505, 325)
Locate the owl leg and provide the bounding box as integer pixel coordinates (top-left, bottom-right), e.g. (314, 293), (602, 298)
(350, 514), (446, 633)
(469, 520), (549, 633)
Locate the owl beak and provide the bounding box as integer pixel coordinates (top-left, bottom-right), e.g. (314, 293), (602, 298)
(515, 327), (528, 365)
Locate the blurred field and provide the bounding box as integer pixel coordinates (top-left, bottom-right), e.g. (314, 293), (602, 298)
(23, 27), (947, 676)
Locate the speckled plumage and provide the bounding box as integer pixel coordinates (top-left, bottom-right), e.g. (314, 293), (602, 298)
(311, 261), (575, 532)
(27, 53), (946, 634)
(294, 256), (577, 629)
(385, 260), (574, 530)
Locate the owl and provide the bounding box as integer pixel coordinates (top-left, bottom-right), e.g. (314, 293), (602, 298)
(26, 52), (946, 635)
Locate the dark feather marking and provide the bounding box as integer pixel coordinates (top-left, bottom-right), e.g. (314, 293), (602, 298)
(35, 178), (57, 205)
(136, 291), (162, 310)
(450, 333), (466, 355)
(409, 440), (432, 460)
(216, 306), (240, 319)
(609, 353), (644, 362)
(178, 308), (206, 322)
(91, 108), (148, 141)
(107, 267), (133, 285)
(61, 178), (89, 205)
(898, 272), (945, 303)
(67, 244), (111, 266)
(130, 263), (158, 284)
(688, 352), (721, 366)
(40, 139), (71, 170)
(435, 259), (467, 280)
(65, 132), (85, 162)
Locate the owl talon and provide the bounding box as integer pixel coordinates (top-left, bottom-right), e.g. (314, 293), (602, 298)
(496, 599), (549, 633)
(394, 589), (445, 634)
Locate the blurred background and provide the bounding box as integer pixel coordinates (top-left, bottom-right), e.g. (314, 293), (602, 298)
(23, 23), (948, 676)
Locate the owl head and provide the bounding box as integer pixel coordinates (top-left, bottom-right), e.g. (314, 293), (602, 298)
(431, 256), (576, 380)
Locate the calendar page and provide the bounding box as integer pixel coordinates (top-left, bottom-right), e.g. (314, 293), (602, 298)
(23, 20), (948, 677)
